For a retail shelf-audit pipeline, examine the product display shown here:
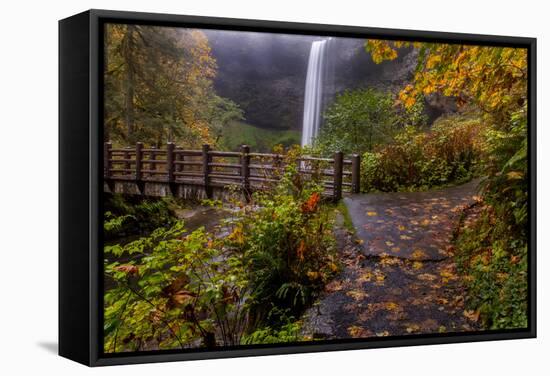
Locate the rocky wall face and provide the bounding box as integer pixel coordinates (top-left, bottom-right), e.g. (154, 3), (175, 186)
(203, 30), (441, 131)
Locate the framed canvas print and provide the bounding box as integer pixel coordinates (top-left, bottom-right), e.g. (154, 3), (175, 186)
(59, 9), (536, 366)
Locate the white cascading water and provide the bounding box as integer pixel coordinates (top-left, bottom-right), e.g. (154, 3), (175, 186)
(301, 40), (328, 147)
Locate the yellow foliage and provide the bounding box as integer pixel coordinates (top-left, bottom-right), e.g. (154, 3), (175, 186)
(365, 39), (527, 123)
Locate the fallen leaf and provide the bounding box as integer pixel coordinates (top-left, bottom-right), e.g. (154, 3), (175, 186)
(347, 290), (368, 301)
(325, 280), (344, 292)
(374, 270), (386, 283)
(400, 235), (412, 240)
(417, 273), (437, 281)
(463, 310), (480, 322)
(506, 171), (523, 180)
(385, 241), (394, 247)
(114, 264), (139, 276)
(411, 249), (427, 260)
(357, 272), (373, 283)
(412, 261), (423, 270)
(440, 270), (457, 282)
(405, 324), (421, 333)
(367, 211), (378, 217)
(347, 325), (372, 338)
(307, 271), (320, 280)
(398, 225), (406, 231)
(380, 256), (401, 267)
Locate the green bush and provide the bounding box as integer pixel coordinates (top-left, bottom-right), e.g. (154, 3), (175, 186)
(103, 148), (338, 351)
(232, 149), (338, 318)
(315, 88), (427, 155)
(454, 106), (528, 329)
(361, 113), (484, 192)
(103, 194), (177, 240)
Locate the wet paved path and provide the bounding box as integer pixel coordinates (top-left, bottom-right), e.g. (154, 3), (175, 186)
(301, 180), (482, 339)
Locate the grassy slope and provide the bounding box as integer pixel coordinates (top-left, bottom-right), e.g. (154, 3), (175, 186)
(219, 121), (300, 152)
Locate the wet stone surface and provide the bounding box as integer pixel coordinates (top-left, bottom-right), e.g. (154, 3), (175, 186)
(301, 180), (482, 340)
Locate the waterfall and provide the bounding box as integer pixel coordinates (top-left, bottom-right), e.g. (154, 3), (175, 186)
(301, 40), (328, 147)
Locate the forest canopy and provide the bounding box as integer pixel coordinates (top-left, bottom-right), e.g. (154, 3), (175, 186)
(104, 24), (243, 147)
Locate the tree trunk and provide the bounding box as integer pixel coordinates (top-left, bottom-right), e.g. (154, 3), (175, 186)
(124, 25), (136, 142)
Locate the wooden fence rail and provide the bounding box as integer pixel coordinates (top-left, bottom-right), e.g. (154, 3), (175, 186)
(104, 142), (361, 201)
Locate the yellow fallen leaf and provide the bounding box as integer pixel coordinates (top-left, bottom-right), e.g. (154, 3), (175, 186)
(405, 324), (420, 333)
(380, 256), (400, 267)
(411, 249), (427, 260)
(367, 211), (378, 217)
(385, 241), (394, 247)
(307, 271), (320, 280)
(506, 171), (524, 180)
(347, 325), (372, 338)
(391, 246), (401, 253)
(417, 273), (437, 281)
(375, 331), (390, 337)
(328, 262), (339, 272)
(385, 302), (399, 311)
(325, 280), (344, 292)
(440, 270), (456, 280)
(400, 235), (412, 240)
(347, 290), (368, 301)
(357, 272), (373, 283)
(437, 297), (449, 305)
(463, 309), (480, 322)
(412, 261), (423, 269)
(398, 225), (406, 231)
(421, 219), (431, 226)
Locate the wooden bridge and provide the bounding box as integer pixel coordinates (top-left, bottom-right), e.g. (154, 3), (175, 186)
(104, 142), (360, 201)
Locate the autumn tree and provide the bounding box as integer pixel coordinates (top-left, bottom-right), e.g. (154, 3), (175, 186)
(104, 24), (242, 147)
(366, 40), (527, 127)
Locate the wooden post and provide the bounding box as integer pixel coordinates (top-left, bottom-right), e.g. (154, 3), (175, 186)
(351, 154), (361, 194)
(202, 144), (212, 198)
(150, 146), (157, 173)
(104, 142), (112, 178)
(176, 147), (183, 173)
(333, 151), (343, 201)
(135, 142), (143, 181)
(135, 142), (144, 194)
(166, 143), (175, 182)
(166, 142), (176, 196)
(241, 145), (250, 197)
(124, 147), (131, 173)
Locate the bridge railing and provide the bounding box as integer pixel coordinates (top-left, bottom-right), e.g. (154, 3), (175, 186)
(104, 142), (360, 201)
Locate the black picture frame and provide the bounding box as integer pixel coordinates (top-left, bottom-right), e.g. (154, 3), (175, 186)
(59, 9), (537, 367)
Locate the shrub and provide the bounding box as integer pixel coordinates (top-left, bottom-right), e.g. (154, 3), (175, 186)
(361, 113), (484, 192)
(104, 194), (177, 240)
(315, 88), (427, 156)
(103, 148), (338, 351)
(104, 222), (252, 352)
(232, 150), (339, 320)
(454, 106), (528, 329)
